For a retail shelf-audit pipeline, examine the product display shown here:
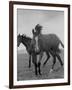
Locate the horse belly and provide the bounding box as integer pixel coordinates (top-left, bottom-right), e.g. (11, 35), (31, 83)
(38, 36), (59, 51)
(39, 40), (50, 51)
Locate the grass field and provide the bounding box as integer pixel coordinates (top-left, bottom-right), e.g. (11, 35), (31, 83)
(17, 50), (64, 81)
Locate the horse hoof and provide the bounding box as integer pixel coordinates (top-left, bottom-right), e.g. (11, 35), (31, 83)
(35, 74), (38, 76)
(49, 69), (53, 73)
(29, 66), (30, 68)
(35, 72), (38, 76)
(29, 66), (31, 68)
(39, 72), (42, 75)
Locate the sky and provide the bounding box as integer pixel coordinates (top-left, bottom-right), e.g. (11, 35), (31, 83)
(17, 9), (64, 51)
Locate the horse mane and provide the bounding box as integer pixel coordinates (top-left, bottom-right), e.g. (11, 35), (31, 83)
(22, 34), (32, 41)
(35, 24), (43, 34)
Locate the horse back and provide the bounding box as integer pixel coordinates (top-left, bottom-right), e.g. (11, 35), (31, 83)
(38, 34), (60, 51)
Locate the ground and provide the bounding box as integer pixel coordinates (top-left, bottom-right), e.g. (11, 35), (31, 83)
(17, 50), (64, 81)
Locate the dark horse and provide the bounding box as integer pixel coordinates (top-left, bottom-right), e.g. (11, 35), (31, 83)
(17, 34), (32, 68)
(32, 24), (64, 74)
(17, 34), (42, 75)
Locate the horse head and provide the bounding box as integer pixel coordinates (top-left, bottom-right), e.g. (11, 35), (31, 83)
(17, 34), (22, 47)
(35, 24), (42, 35)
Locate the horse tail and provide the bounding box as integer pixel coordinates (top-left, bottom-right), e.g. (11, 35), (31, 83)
(56, 48), (62, 53)
(60, 40), (64, 48)
(55, 35), (64, 48)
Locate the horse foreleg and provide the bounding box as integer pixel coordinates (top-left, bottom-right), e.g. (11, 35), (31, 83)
(29, 55), (31, 68)
(32, 53), (38, 75)
(38, 62), (41, 75)
(35, 62), (38, 75)
(43, 52), (50, 66)
(38, 52), (43, 75)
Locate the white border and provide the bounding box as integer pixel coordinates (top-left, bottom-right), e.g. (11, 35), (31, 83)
(13, 5), (68, 86)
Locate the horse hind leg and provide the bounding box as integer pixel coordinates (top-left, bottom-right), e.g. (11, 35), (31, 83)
(52, 55), (56, 69)
(56, 53), (63, 66)
(43, 52), (50, 66)
(50, 55), (56, 73)
(49, 50), (56, 72)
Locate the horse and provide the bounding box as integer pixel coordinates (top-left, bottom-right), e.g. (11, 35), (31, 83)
(17, 34), (42, 75)
(32, 24), (64, 74)
(17, 34), (32, 68)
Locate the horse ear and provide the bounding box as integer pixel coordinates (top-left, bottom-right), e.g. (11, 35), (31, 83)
(32, 29), (35, 34)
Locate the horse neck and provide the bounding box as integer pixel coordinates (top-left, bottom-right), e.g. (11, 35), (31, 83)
(22, 38), (31, 49)
(35, 33), (42, 50)
(37, 33), (42, 39)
